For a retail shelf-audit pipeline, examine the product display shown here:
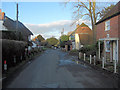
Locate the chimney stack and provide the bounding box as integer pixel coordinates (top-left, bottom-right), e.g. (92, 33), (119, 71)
(0, 9), (5, 20)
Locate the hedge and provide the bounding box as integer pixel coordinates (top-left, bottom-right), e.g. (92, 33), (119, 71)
(1, 39), (27, 71)
(0, 31), (24, 41)
(79, 41), (104, 57)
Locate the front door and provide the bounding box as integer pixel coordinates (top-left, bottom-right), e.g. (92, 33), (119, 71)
(113, 41), (117, 60)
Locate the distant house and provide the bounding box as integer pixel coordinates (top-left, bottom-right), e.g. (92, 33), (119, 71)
(64, 41), (72, 51)
(67, 31), (75, 50)
(68, 23), (93, 50)
(67, 31), (74, 40)
(0, 9), (33, 42)
(95, 1), (120, 63)
(32, 36), (40, 46)
(0, 9), (7, 31)
(31, 41), (37, 48)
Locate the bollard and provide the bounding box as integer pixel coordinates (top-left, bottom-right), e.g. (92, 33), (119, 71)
(84, 53), (86, 61)
(90, 55), (92, 64)
(14, 56), (16, 63)
(21, 55), (22, 61)
(114, 60), (117, 73)
(4, 60), (7, 71)
(79, 52), (81, 59)
(102, 57), (105, 68)
(94, 55), (96, 65)
(76, 61), (79, 64)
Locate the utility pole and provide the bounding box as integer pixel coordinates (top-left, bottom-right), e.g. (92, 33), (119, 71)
(16, 3), (18, 30)
(16, 3), (19, 40)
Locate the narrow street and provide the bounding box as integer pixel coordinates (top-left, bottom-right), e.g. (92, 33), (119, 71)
(6, 49), (116, 88)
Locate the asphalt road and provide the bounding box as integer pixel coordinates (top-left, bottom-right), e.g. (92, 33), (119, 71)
(6, 49), (117, 88)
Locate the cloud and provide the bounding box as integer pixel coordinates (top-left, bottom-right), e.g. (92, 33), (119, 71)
(24, 19), (91, 39)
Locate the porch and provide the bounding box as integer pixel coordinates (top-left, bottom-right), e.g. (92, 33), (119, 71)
(98, 38), (119, 63)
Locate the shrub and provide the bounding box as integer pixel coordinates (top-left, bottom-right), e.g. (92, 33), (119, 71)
(95, 41), (104, 54)
(1, 39), (27, 71)
(79, 41), (104, 57)
(70, 49), (78, 52)
(69, 49), (79, 56)
(79, 44), (96, 56)
(0, 31), (24, 41)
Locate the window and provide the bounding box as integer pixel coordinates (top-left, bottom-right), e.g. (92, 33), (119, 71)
(107, 34), (109, 38)
(105, 20), (110, 31)
(106, 41), (110, 52)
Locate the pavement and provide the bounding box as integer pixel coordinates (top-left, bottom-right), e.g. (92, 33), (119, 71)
(3, 49), (118, 88)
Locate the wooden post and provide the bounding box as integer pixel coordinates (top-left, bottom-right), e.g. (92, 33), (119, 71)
(84, 53), (86, 61)
(117, 40), (118, 63)
(14, 56), (16, 63)
(114, 60), (117, 73)
(104, 40), (106, 63)
(79, 52), (81, 59)
(110, 42), (112, 62)
(90, 55), (92, 64)
(102, 57), (105, 68)
(99, 41), (100, 59)
(76, 61), (79, 64)
(94, 55), (96, 65)
(21, 55), (22, 60)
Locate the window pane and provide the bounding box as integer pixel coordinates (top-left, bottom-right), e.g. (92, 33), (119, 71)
(106, 41), (110, 52)
(105, 20), (110, 30)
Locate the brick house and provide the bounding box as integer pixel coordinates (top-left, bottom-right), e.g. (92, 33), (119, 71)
(95, 1), (120, 63)
(75, 23), (93, 50)
(68, 23), (93, 50)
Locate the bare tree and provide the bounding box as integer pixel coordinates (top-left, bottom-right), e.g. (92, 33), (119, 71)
(65, 0), (116, 44)
(71, 0), (98, 44)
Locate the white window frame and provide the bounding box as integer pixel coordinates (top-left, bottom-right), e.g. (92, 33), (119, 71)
(105, 20), (110, 31)
(106, 41), (110, 52)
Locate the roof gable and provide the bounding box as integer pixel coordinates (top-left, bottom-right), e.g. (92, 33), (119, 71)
(3, 16), (33, 36)
(69, 23), (91, 36)
(96, 1), (120, 25)
(75, 23), (92, 34)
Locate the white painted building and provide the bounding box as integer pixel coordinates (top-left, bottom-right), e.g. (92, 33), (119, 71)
(75, 33), (81, 50)
(0, 10), (7, 31)
(0, 20), (7, 31)
(32, 42), (37, 48)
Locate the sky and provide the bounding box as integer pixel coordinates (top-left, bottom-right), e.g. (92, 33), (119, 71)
(2, 2), (78, 39)
(1, 1), (117, 39)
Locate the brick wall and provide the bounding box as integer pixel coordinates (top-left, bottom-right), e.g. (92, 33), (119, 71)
(96, 15), (119, 40)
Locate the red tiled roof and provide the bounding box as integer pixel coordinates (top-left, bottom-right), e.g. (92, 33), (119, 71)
(75, 23), (93, 45)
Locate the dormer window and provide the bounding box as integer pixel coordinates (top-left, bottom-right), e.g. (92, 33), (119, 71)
(105, 20), (110, 31)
